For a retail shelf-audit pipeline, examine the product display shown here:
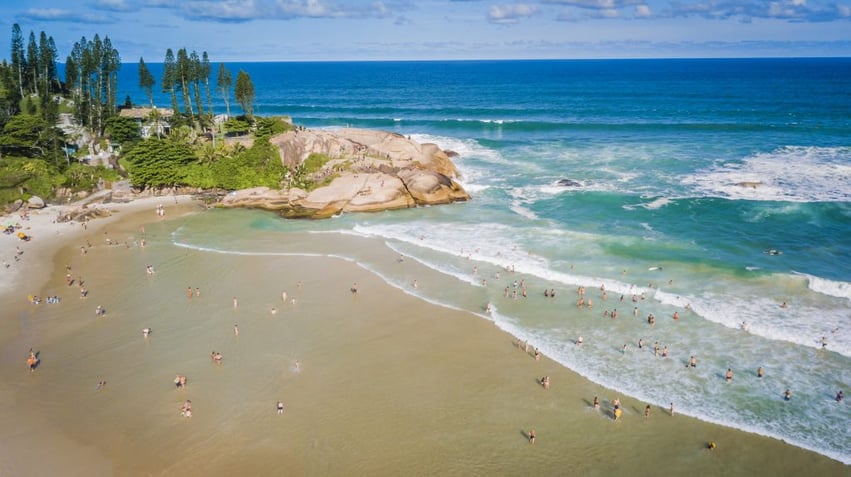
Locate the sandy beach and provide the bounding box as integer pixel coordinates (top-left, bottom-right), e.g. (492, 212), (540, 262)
(0, 196), (847, 476)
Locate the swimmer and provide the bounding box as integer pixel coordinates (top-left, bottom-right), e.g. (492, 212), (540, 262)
(277, 401), (284, 414)
(672, 311), (679, 320)
(780, 301), (788, 308)
(688, 355), (697, 368)
(638, 338), (644, 349)
(757, 366), (764, 378)
(740, 321), (749, 332)
(725, 368), (734, 382)
(271, 307), (278, 315)
(819, 336), (828, 349)
(836, 390), (844, 402)
(282, 290), (288, 302)
(233, 324), (239, 336)
(187, 287), (193, 299)
(783, 389), (792, 401)
(485, 302), (492, 313)
(576, 336), (583, 347)
(195, 288), (200, 297)
(233, 296), (238, 308)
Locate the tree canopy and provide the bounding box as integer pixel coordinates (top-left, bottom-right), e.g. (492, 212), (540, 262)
(235, 70), (255, 119)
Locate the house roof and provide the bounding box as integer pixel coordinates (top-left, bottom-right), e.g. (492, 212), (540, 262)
(119, 107), (174, 119)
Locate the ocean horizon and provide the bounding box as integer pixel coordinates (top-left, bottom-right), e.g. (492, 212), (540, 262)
(115, 58), (849, 463)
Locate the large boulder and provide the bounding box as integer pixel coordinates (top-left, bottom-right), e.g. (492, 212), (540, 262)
(27, 196), (46, 209)
(219, 128), (469, 219)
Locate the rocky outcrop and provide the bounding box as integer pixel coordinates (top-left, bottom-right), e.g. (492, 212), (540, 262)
(221, 128), (469, 219)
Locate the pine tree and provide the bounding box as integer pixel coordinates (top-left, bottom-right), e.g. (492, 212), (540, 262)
(163, 49), (179, 114)
(176, 48), (193, 116)
(216, 63), (232, 117)
(10, 23), (25, 97)
(201, 52), (212, 114)
(234, 69), (255, 119)
(190, 50), (203, 116)
(138, 57), (155, 106)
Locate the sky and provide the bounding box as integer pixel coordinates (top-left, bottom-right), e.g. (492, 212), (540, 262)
(1, 0), (849, 62)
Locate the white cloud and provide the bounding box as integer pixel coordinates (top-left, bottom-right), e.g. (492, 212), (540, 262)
(92, 0), (137, 12)
(488, 3), (539, 23)
(634, 4), (652, 16)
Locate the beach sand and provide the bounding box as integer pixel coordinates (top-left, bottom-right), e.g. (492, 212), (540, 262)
(0, 198), (847, 476)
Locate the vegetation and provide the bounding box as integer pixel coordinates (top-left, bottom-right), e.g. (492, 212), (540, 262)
(64, 33), (121, 134)
(235, 70), (255, 119)
(0, 23), (306, 209)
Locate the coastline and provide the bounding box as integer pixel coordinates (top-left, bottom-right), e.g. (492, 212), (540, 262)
(0, 197), (847, 475)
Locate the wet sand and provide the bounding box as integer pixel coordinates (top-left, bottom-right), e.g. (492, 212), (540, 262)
(0, 202), (847, 476)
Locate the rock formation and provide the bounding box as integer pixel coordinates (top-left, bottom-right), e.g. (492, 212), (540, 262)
(220, 128), (469, 219)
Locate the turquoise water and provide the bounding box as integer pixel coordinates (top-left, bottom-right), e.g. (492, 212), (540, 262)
(122, 59), (851, 464)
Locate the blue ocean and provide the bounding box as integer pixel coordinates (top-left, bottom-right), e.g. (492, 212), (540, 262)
(118, 58), (851, 464)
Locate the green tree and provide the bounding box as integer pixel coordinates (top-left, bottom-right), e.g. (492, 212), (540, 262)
(234, 69), (255, 119)
(216, 63), (232, 117)
(176, 48), (193, 116)
(104, 115), (141, 145)
(190, 50), (203, 116)
(26, 31), (38, 95)
(0, 114), (49, 157)
(201, 52), (212, 113)
(138, 57), (155, 107)
(162, 49), (179, 114)
(124, 138), (194, 189)
(10, 24), (25, 98)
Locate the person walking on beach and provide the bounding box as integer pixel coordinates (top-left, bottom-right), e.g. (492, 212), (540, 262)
(593, 396), (600, 410)
(233, 324), (239, 336)
(644, 404), (651, 419)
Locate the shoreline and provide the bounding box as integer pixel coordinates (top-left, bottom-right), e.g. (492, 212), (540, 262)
(0, 196), (847, 475)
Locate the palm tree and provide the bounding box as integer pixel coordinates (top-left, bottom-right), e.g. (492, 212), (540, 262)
(147, 107), (164, 139)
